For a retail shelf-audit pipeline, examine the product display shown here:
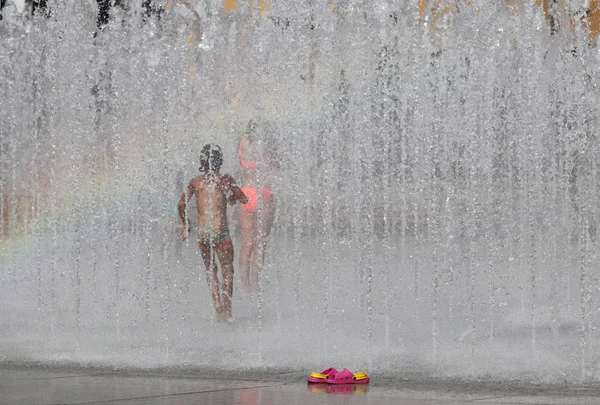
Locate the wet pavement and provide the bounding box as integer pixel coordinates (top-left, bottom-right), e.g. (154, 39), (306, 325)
(2, 367), (600, 405)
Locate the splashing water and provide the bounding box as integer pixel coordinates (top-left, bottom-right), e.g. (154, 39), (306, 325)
(2, 1), (600, 383)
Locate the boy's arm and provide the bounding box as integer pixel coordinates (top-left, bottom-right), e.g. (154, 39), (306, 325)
(231, 185), (249, 205)
(178, 181), (195, 240)
(224, 175), (248, 205)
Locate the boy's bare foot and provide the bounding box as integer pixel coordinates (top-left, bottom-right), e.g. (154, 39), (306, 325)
(215, 310), (234, 323)
(223, 310), (234, 323)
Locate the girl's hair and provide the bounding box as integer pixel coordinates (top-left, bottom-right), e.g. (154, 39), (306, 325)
(245, 119), (258, 142)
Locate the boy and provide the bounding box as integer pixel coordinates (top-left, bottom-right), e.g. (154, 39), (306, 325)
(178, 144), (248, 321)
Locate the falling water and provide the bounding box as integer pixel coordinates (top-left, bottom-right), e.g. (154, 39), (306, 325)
(2, 0), (600, 383)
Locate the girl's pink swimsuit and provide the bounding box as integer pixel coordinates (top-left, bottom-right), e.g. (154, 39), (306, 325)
(239, 137), (274, 212)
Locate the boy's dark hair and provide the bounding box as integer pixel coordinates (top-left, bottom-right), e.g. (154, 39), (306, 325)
(199, 144), (223, 172)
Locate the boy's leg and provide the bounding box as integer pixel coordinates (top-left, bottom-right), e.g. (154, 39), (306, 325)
(216, 242), (235, 319)
(200, 244), (223, 316)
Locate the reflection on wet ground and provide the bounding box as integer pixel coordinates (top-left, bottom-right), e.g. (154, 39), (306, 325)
(2, 367), (600, 405)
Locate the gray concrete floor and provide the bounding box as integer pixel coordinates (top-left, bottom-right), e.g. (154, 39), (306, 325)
(2, 368), (600, 405)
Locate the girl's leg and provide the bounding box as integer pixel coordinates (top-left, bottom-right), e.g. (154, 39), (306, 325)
(251, 243), (259, 289)
(252, 197), (276, 288)
(239, 207), (256, 293)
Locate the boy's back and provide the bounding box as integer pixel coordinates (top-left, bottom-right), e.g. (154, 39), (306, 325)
(190, 173), (238, 233)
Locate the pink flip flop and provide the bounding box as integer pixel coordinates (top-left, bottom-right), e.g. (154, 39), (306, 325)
(307, 367), (339, 383)
(326, 368), (370, 384)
